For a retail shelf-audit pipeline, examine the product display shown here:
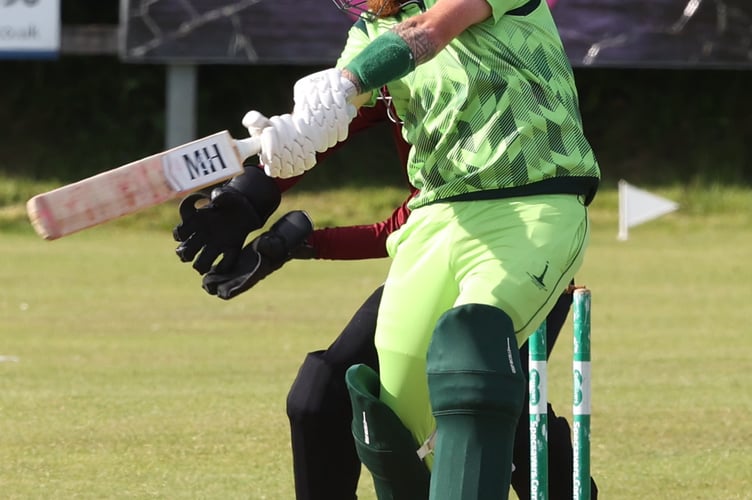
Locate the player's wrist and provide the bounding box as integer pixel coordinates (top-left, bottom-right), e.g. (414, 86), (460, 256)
(341, 69), (364, 96)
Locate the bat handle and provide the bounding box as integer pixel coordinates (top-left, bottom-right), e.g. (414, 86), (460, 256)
(234, 136), (262, 161)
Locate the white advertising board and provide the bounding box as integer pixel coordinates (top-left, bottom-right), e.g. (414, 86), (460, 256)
(0, 0), (60, 59)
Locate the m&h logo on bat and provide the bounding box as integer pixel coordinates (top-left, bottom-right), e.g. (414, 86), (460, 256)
(162, 132), (243, 192)
(183, 143), (228, 180)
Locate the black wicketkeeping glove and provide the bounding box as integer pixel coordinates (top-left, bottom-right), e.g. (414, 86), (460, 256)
(202, 210), (314, 300)
(173, 166), (281, 274)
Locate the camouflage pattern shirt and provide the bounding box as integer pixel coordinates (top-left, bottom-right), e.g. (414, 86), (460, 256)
(336, 0), (601, 209)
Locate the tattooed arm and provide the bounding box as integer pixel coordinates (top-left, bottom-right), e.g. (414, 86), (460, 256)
(342, 0), (493, 95)
(393, 0), (492, 63)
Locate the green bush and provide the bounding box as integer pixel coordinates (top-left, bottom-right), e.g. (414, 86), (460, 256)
(1, 59), (750, 188)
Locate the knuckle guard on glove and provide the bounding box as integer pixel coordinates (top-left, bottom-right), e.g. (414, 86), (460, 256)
(260, 114), (318, 179)
(293, 68), (357, 148)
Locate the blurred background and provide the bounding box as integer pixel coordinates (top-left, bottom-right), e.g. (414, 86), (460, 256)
(1, 0), (750, 198)
(2, 3), (751, 498)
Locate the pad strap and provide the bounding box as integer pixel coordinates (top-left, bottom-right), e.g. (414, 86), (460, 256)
(416, 429), (436, 460)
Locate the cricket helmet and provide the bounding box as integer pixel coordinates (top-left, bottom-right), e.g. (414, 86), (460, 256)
(331, 0), (423, 20)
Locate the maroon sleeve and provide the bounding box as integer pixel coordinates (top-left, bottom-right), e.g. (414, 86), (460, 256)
(308, 188), (416, 260)
(307, 101), (416, 260)
(250, 98), (417, 260)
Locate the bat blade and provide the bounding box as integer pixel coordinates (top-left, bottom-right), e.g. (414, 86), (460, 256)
(26, 131), (260, 240)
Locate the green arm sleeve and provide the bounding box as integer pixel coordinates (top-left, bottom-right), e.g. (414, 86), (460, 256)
(344, 31), (416, 94)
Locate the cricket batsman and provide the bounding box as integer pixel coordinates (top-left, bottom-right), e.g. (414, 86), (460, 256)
(229, 0), (600, 496)
(177, 0), (600, 494)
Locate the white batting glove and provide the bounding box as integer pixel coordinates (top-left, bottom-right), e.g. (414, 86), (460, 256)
(293, 68), (358, 151)
(242, 110), (271, 137)
(264, 114), (317, 178)
(242, 111), (317, 179)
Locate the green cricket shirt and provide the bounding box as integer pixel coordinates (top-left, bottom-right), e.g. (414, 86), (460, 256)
(336, 0), (600, 209)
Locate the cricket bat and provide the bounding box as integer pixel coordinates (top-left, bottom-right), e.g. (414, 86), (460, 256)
(26, 131), (261, 240)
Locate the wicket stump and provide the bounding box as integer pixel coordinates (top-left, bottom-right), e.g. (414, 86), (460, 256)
(528, 287), (591, 500)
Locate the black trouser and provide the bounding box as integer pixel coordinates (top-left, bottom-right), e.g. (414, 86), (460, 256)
(286, 285), (598, 500)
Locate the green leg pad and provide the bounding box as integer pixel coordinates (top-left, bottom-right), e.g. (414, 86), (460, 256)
(345, 364), (430, 500)
(426, 304), (526, 500)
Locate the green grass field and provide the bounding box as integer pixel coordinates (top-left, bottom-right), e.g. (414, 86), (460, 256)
(1, 186), (751, 499)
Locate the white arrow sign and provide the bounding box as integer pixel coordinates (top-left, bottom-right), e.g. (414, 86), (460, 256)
(618, 179), (679, 241)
